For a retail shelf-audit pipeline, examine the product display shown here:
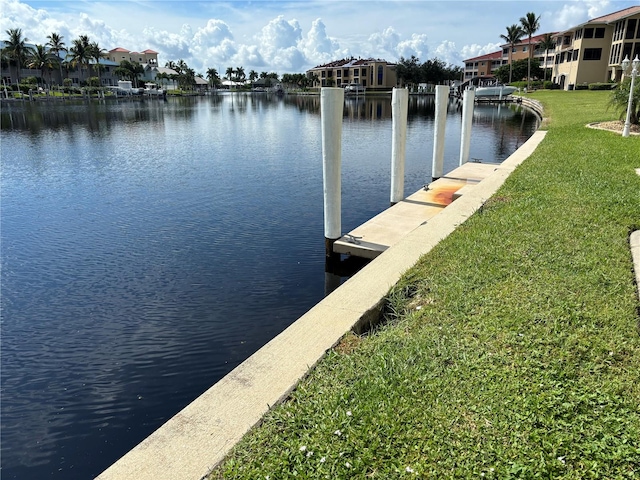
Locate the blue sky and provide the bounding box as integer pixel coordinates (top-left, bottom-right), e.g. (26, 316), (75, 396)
(1, 0), (639, 74)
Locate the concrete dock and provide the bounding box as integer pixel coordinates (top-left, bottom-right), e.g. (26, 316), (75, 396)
(334, 162), (500, 259)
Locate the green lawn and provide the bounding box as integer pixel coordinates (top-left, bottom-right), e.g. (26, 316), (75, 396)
(212, 90), (640, 479)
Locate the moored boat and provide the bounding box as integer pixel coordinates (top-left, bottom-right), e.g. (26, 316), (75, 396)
(473, 85), (518, 98)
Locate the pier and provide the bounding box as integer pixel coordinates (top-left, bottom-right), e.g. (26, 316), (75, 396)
(333, 162), (499, 259)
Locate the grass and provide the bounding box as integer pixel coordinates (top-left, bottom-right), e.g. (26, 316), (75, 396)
(210, 90), (640, 479)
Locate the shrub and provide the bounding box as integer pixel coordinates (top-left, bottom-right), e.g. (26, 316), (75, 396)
(609, 78), (639, 124)
(575, 83), (589, 90)
(589, 82), (616, 90)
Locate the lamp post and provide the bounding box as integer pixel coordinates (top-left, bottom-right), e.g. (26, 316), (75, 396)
(621, 55), (639, 138)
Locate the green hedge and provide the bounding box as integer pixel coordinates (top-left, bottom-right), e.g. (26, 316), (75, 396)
(588, 82), (616, 90)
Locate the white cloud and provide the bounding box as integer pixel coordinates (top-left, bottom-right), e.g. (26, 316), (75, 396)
(396, 33), (429, 60)
(367, 27), (428, 60)
(143, 26), (192, 61)
(368, 27), (401, 57)
(550, 0), (612, 31)
(459, 42), (502, 61)
(299, 18), (343, 66)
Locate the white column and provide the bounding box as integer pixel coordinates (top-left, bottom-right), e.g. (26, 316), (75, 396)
(432, 85), (449, 179)
(321, 87), (344, 244)
(390, 88), (409, 204)
(459, 89), (475, 165)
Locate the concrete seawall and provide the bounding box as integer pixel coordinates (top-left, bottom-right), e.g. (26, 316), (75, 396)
(97, 128), (548, 480)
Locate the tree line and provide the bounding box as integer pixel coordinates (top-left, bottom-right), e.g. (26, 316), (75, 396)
(395, 56), (463, 88)
(1, 28), (313, 91)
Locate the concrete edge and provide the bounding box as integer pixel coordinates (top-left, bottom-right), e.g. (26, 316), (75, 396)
(96, 130), (548, 480)
(631, 231), (640, 301)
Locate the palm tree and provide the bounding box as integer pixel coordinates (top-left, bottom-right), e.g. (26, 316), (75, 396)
(249, 69), (258, 88)
(68, 35), (91, 84)
(520, 12), (541, 90)
(500, 24), (524, 84)
(3, 28), (34, 83)
(27, 44), (55, 87)
(88, 41), (108, 85)
(206, 67), (220, 88)
(538, 33), (556, 82)
(46, 32), (66, 85)
(235, 66), (245, 84)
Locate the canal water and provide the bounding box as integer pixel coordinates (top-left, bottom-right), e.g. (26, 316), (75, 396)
(0, 93), (538, 479)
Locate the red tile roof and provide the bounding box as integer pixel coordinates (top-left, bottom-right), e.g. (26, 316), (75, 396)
(588, 5), (640, 24)
(464, 50), (502, 62)
(311, 57), (393, 69)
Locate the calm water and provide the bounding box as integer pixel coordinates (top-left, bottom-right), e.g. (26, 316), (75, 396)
(1, 93), (538, 479)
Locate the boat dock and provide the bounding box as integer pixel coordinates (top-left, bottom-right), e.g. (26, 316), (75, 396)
(333, 162), (499, 259)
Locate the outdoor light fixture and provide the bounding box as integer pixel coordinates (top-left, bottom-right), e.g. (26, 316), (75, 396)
(621, 55), (639, 138)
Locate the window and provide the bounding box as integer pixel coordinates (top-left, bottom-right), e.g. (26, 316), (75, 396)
(327, 70), (332, 77)
(361, 68), (366, 76)
(595, 27), (605, 38)
(321, 71), (326, 78)
(573, 49), (579, 61)
(377, 65), (383, 85)
(575, 29), (583, 40)
(344, 69), (349, 76)
(626, 19), (637, 39)
(337, 70), (341, 77)
(584, 28), (594, 38)
(353, 69), (359, 76)
(583, 48), (602, 60)
(503, 48), (509, 55)
(523, 46), (528, 52)
(480, 71), (485, 76)
(566, 50), (573, 61)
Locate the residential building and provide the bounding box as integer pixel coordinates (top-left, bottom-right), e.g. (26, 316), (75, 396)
(463, 51), (505, 83)
(463, 32), (555, 85)
(551, 5), (640, 89)
(108, 47), (159, 66)
(306, 58), (397, 91)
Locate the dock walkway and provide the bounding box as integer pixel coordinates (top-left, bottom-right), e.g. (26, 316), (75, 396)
(334, 162), (500, 259)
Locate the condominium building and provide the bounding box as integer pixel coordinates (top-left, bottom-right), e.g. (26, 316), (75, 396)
(551, 5), (640, 89)
(462, 4), (640, 90)
(306, 58), (397, 91)
(463, 32), (555, 85)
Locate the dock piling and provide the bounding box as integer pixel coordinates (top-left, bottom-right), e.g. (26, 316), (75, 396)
(321, 87), (345, 258)
(459, 89), (475, 165)
(432, 85), (449, 179)
(390, 88), (409, 205)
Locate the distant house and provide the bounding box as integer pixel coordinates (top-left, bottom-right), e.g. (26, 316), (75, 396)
(108, 47), (159, 66)
(0, 41), (120, 86)
(306, 58), (397, 91)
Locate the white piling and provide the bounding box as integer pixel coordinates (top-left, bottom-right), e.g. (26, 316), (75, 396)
(321, 87), (345, 255)
(459, 89), (475, 165)
(432, 85), (449, 179)
(390, 88), (409, 204)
